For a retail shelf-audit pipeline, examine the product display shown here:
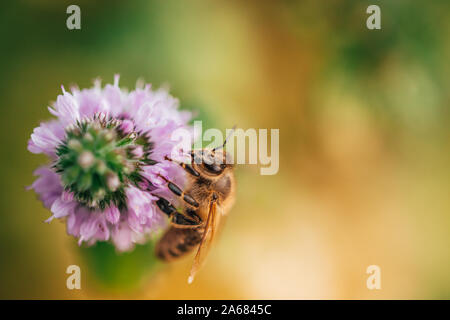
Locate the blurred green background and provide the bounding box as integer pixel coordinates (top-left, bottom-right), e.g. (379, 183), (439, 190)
(1, 0), (449, 299)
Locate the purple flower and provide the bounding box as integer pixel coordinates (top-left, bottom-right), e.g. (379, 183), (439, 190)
(28, 75), (193, 251)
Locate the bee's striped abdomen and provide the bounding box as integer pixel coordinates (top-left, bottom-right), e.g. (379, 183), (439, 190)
(156, 227), (203, 261)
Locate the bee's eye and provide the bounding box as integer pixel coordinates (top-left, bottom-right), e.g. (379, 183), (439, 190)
(203, 162), (222, 174)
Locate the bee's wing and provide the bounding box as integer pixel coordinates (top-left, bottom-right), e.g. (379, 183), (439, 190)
(188, 200), (220, 284)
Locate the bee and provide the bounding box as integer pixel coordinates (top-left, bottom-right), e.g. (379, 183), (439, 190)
(154, 130), (236, 284)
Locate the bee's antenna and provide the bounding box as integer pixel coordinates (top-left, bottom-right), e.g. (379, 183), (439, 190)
(213, 125), (236, 151)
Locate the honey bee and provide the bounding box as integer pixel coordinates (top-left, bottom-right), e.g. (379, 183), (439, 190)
(154, 130), (236, 284)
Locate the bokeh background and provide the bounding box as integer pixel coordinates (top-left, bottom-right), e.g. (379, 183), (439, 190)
(1, 0), (449, 299)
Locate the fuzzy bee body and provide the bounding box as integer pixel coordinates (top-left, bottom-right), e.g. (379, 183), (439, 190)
(154, 147), (236, 283)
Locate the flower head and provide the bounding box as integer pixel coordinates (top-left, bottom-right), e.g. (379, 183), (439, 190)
(28, 76), (192, 251)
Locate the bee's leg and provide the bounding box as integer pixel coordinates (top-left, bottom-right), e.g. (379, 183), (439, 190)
(155, 196), (202, 228)
(157, 174), (199, 208)
(164, 155), (199, 177)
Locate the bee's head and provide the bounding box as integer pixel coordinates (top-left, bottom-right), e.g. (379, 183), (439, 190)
(192, 125), (236, 176)
(192, 149), (233, 176)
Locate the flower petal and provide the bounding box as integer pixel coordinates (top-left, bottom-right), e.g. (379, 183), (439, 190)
(104, 206), (120, 224)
